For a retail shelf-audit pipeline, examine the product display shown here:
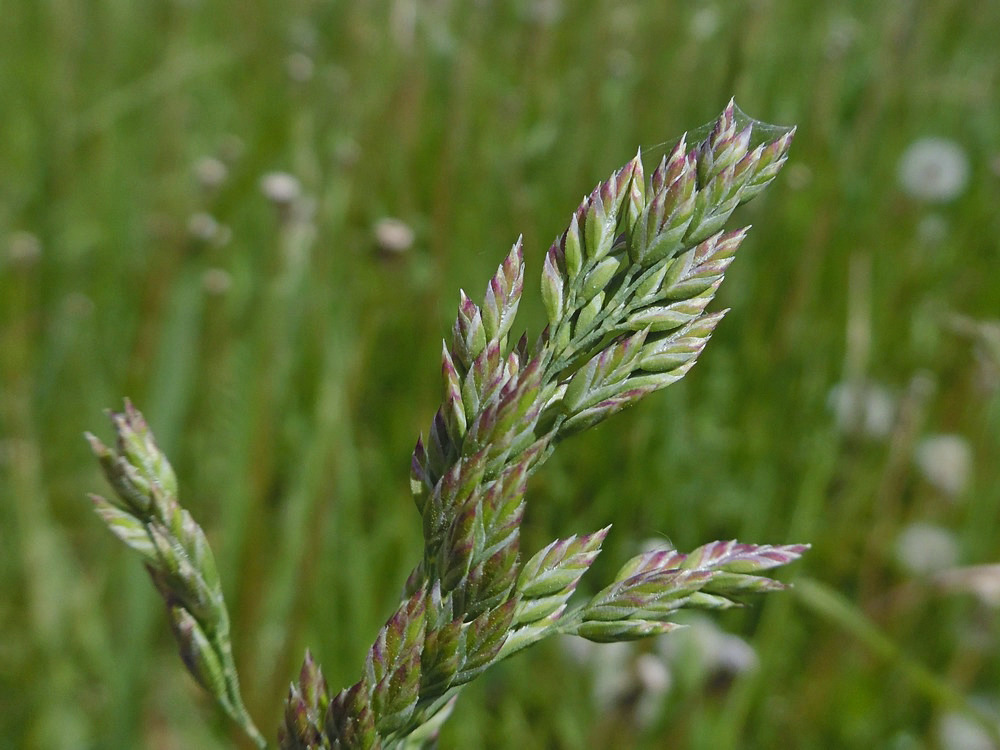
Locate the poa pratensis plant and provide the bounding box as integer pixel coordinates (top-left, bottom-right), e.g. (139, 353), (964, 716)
(87, 102), (807, 748)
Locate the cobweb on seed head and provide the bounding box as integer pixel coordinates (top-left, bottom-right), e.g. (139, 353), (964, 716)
(641, 100), (794, 159)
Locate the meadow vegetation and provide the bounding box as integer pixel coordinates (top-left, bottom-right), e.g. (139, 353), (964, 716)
(2, 2), (999, 748)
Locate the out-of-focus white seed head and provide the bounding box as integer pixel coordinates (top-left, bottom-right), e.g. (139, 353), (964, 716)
(606, 48), (634, 79)
(288, 17), (318, 51)
(588, 641), (633, 713)
(936, 565), (1000, 608)
(334, 138), (361, 169)
(188, 212), (221, 243)
(827, 380), (897, 439)
(6, 230), (42, 267)
(390, 0), (417, 48)
(194, 156), (228, 190)
(522, 0), (563, 26)
(658, 615), (758, 683)
(700, 627), (757, 678)
(202, 268), (233, 296)
(634, 652), (671, 694)
(898, 138), (970, 203)
(559, 633), (596, 666)
(260, 172), (302, 207)
(689, 7), (720, 40)
(825, 15), (860, 59)
(633, 653), (672, 728)
(286, 52), (314, 82)
(914, 433), (972, 498)
(936, 710), (997, 750)
(894, 522), (959, 577)
(374, 217), (415, 256)
(562, 635), (670, 727)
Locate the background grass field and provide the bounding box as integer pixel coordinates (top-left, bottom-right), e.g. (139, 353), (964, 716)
(3, 1), (1000, 748)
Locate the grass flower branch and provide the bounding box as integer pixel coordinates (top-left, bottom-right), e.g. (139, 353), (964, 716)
(88, 101), (806, 749)
(86, 404), (266, 749)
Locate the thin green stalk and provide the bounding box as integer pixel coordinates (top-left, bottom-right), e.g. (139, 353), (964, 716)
(794, 577), (1000, 744)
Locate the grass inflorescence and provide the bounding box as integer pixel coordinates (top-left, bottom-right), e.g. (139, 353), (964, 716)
(89, 103), (806, 748)
(6, 4), (1000, 748)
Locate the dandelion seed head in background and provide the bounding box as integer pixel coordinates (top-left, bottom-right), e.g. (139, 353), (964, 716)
(897, 138), (970, 203)
(587, 641), (633, 713)
(827, 380), (897, 439)
(522, 0), (563, 26)
(193, 156), (228, 191)
(936, 711), (996, 750)
(286, 52), (314, 83)
(633, 654), (672, 728)
(606, 48), (634, 80)
(658, 615), (758, 684)
(894, 522), (959, 577)
(187, 212), (227, 245)
(914, 433), (972, 498)
(560, 637), (673, 728)
(334, 138), (361, 169)
(374, 217), (415, 256)
(825, 15), (861, 59)
(202, 268), (233, 297)
(689, 7), (721, 41)
(936, 565), (1000, 609)
(6, 230), (42, 268)
(259, 171), (302, 207)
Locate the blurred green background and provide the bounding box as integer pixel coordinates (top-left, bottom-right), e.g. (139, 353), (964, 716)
(3, 1), (1000, 748)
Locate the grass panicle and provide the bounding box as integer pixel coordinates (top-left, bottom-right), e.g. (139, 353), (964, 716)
(88, 102), (805, 749)
(86, 400), (266, 749)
